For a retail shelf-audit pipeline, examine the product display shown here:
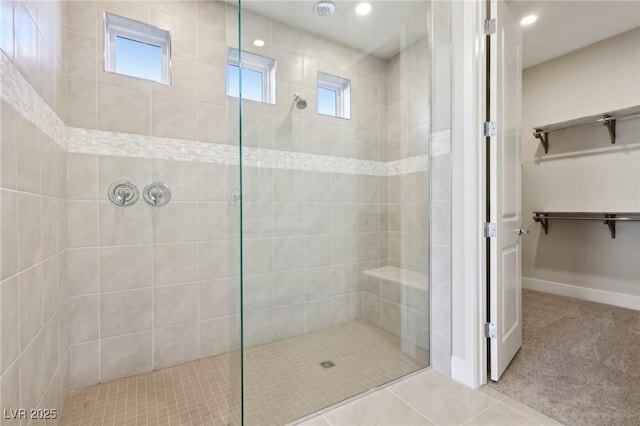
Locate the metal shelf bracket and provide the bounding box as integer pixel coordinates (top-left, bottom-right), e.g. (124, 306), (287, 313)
(603, 116), (616, 144)
(533, 131), (549, 153)
(533, 214), (549, 234)
(604, 214), (616, 239)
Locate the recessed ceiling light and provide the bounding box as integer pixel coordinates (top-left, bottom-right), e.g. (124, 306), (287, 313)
(253, 39), (265, 47)
(355, 2), (372, 15)
(520, 15), (537, 26)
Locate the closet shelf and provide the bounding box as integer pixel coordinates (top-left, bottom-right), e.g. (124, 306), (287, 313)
(533, 212), (640, 239)
(532, 105), (640, 153)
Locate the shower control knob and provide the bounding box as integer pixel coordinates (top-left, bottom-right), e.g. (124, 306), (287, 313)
(108, 180), (140, 206)
(143, 182), (172, 207)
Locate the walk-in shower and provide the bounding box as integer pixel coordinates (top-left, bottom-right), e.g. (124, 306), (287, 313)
(0, 0), (450, 424)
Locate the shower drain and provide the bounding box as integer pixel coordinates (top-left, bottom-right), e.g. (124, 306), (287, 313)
(320, 360), (335, 369)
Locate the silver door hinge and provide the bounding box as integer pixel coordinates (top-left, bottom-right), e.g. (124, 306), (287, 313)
(484, 121), (496, 137)
(484, 322), (497, 338)
(484, 222), (497, 238)
(484, 19), (496, 35)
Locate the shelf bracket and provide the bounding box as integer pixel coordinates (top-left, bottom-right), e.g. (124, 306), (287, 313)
(533, 214), (549, 235)
(533, 130), (549, 153)
(603, 116), (616, 144)
(604, 214), (616, 239)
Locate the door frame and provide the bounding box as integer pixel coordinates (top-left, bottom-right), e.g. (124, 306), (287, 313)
(449, 0), (491, 388)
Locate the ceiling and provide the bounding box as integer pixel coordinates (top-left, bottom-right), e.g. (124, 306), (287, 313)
(240, 1), (640, 66)
(507, 1), (640, 68)
(240, 1), (429, 59)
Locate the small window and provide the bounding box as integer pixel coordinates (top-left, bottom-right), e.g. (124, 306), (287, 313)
(317, 72), (351, 119)
(226, 48), (276, 105)
(104, 13), (171, 84)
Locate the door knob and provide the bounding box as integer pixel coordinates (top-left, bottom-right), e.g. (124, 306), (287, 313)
(515, 227), (530, 236)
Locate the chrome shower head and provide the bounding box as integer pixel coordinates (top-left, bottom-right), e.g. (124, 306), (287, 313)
(293, 94), (307, 110)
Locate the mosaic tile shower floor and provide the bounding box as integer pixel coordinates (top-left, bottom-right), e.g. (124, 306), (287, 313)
(60, 321), (427, 426)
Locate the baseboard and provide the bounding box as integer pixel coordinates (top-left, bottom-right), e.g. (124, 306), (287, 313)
(522, 277), (640, 311)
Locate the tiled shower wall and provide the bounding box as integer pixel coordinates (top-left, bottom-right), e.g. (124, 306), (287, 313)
(64, 0), (394, 388)
(0, 0), (70, 421)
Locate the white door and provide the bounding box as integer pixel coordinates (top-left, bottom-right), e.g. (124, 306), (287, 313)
(489, 0), (523, 381)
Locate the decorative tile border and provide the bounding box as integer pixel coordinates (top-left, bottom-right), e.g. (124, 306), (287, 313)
(68, 127), (449, 176)
(2, 49), (449, 176)
(0, 51), (66, 148)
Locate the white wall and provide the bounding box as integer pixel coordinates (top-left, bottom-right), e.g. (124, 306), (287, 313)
(521, 28), (640, 306)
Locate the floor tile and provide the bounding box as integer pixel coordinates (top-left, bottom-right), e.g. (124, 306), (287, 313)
(323, 389), (433, 425)
(462, 403), (538, 426)
(387, 370), (497, 425)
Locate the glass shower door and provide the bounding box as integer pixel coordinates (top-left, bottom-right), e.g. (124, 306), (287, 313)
(235, 1), (433, 424)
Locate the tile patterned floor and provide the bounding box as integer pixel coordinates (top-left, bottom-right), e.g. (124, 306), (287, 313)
(300, 370), (565, 426)
(60, 321), (427, 426)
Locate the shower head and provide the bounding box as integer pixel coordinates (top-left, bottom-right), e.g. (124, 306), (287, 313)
(293, 94), (307, 110)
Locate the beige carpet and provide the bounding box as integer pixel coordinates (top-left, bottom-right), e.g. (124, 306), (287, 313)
(490, 290), (640, 426)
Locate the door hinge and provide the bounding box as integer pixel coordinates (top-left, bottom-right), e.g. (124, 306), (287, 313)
(484, 222), (497, 238)
(484, 19), (496, 35)
(484, 322), (497, 338)
(484, 121), (497, 137)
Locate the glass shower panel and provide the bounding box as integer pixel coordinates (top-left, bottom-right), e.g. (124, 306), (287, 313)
(237, 1), (432, 424)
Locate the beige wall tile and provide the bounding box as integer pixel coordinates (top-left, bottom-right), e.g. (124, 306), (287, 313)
(153, 243), (197, 285)
(68, 154), (99, 200)
(66, 31), (97, 82)
(99, 201), (152, 245)
(151, 201), (198, 243)
(41, 197), (59, 259)
(153, 283), (198, 328)
(18, 193), (42, 271)
(198, 240), (239, 280)
(1, 360), (20, 419)
(274, 303), (304, 340)
(151, 94), (197, 140)
(1, 190), (19, 280)
(97, 85), (151, 135)
(70, 341), (99, 388)
(69, 295), (99, 343)
(100, 245), (152, 291)
(152, 159), (197, 201)
(304, 298), (331, 333)
(67, 79), (98, 129)
(244, 309), (273, 347)
(67, 200), (99, 247)
(100, 288), (152, 338)
(198, 278), (238, 320)
(153, 323), (198, 368)
(15, 113), (41, 194)
(273, 270), (304, 306)
(68, 248), (99, 295)
(1, 276), (20, 373)
(199, 316), (229, 357)
(66, 1), (97, 36)
(0, 101), (18, 189)
(100, 331), (152, 382)
(42, 256), (60, 322)
(151, 56), (197, 100)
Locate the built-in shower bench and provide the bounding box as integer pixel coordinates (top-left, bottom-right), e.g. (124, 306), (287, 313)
(361, 266), (429, 350)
